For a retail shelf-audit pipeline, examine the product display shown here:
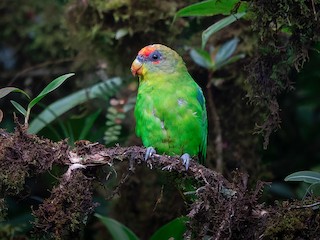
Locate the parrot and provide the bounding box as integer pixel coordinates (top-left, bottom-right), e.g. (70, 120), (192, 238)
(131, 44), (207, 170)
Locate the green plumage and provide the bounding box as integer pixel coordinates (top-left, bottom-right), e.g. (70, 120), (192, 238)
(133, 44), (207, 163)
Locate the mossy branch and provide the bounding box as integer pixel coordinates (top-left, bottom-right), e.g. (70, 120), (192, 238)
(0, 125), (319, 239)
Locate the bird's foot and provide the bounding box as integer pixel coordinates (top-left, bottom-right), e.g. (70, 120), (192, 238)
(162, 159), (177, 172)
(144, 147), (156, 169)
(181, 153), (191, 170)
(145, 146), (156, 161)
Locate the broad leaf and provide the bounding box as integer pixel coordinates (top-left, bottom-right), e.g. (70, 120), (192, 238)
(190, 48), (213, 69)
(175, 0), (246, 18)
(95, 214), (140, 240)
(202, 12), (246, 48)
(28, 73), (75, 109)
(0, 87), (30, 99)
(215, 53), (245, 70)
(150, 217), (187, 240)
(78, 109), (101, 140)
(285, 171), (320, 184)
(268, 182), (295, 199)
(115, 28), (129, 40)
(28, 77), (122, 134)
(10, 100), (27, 116)
(215, 38), (239, 65)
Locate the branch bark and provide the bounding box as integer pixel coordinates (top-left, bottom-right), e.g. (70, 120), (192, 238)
(0, 125), (319, 239)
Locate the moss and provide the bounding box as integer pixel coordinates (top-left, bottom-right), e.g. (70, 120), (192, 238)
(0, 126), (64, 196)
(0, 198), (7, 221)
(33, 170), (96, 240)
(247, 0), (320, 148)
(185, 173), (267, 239)
(264, 199), (320, 239)
(64, 0), (197, 74)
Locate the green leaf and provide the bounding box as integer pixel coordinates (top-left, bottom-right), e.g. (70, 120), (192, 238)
(28, 77), (122, 134)
(0, 87), (30, 99)
(10, 100), (27, 116)
(189, 48), (213, 69)
(28, 73), (75, 110)
(285, 171), (320, 184)
(78, 109), (101, 140)
(175, 0), (246, 18)
(2, 212), (33, 233)
(215, 53), (245, 70)
(95, 214), (140, 240)
(215, 38), (239, 65)
(268, 182), (295, 199)
(150, 217), (187, 240)
(202, 12), (246, 49)
(115, 28), (129, 40)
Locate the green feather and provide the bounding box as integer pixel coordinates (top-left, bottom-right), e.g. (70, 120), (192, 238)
(134, 44), (207, 163)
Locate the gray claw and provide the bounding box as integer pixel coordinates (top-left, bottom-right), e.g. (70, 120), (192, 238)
(181, 153), (190, 170)
(162, 164), (173, 171)
(145, 147), (156, 161)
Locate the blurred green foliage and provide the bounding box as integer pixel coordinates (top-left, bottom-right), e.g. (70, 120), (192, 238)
(263, 43), (320, 200)
(0, 0), (320, 239)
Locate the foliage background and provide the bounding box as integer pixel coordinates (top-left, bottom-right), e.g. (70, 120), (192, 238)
(0, 0), (320, 239)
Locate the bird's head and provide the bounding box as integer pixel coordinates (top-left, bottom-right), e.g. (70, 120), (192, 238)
(131, 44), (185, 78)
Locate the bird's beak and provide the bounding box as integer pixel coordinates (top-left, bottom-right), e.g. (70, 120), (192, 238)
(131, 58), (143, 76)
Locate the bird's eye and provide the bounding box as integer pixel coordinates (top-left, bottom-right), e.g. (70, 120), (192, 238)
(149, 50), (161, 62)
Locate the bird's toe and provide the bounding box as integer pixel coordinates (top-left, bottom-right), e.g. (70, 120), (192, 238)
(180, 153), (191, 170)
(145, 146), (156, 161)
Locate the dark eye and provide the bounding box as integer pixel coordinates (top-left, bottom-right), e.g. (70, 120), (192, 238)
(149, 50), (161, 61)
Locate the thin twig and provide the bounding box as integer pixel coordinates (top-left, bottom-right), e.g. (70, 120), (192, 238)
(311, 0), (317, 21)
(207, 71), (223, 172)
(153, 185), (164, 212)
(106, 172), (132, 200)
(290, 201), (320, 209)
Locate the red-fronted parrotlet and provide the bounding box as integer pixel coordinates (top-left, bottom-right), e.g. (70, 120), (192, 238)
(131, 44), (207, 169)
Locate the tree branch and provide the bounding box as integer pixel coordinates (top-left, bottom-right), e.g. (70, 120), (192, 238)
(1, 125), (319, 239)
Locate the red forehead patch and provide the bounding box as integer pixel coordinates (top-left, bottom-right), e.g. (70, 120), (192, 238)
(138, 45), (156, 57)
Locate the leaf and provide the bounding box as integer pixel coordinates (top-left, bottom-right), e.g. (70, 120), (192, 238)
(28, 77), (122, 134)
(115, 28), (129, 40)
(10, 100), (27, 116)
(4, 212), (33, 232)
(215, 53), (245, 70)
(189, 48), (213, 69)
(95, 214), (140, 240)
(0, 109), (3, 122)
(78, 109), (101, 140)
(268, 182), (295, 199)
(215, 38), (239, 65)
(28, 73), (75, 110)
(285, 171), (320, 184)
(150, 217), (187, 240)
(0, 87), (30, 99)
(175, 0), (246, 18)
(202, 12), (246, 49)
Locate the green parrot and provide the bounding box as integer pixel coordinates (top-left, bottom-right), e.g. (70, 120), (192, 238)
(131, 44), (207, 169)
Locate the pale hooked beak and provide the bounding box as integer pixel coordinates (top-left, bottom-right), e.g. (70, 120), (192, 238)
(131, 58), (143, 76)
